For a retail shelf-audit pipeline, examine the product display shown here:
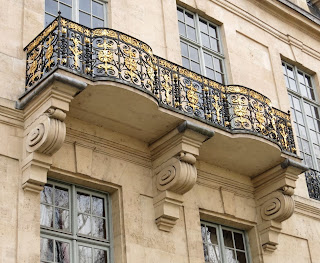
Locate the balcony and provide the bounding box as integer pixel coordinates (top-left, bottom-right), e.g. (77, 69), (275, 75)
(18, 16), (299, 176)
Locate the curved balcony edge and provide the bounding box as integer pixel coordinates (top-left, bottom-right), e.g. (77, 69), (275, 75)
(20, 15), (297, 155)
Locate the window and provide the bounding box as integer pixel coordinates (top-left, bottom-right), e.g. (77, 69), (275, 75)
(45, 0), (107, 28)
(177, 7), (225, 84)
(283, 61), (320, 170)
(40, 180), (111, 262)
(201, 222), (250, 263)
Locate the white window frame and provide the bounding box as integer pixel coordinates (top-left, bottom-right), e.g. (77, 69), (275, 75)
(283, 61), (320, 170)
(177, 6), (227, 84)
(45, 0), (108, 28)
(201, 221), (251, 263)
(40, 180), (113, 263)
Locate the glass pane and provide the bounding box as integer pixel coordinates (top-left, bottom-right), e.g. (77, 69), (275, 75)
(201, 225), (207, 243)
(182, 57), (190, 69)
(204, 53), (213, 68)
(313, 106), (320, 119)
(302, 139), (311, 154)
(284, 77), (290, 89)
(236, 251), (247, 263)
(310, 130), (318, 142)
(300, 85), (308, 97)
(305, 75), (312, 87)
(201, 33), (210, 48)
(299, 125), (307, 139)
(282, 63), (287, 74)
(93, 1), (104, 18)
(305, 154), (313, 168)
(206, 68), (215, 80)
(92, 217), (106, 238)
(314, 145), (320, 158)
(189, 46), (199, 62)
(94, 249), (108, 263)
(80, 0), (90, 12)
(293, 97), (301, 111)
(77, 193), (91, 213)
(78, 214), (91, 235)
(40, 237), (54, 261)
(308, 88), (315, 100)
(307, 116), (315, 130)
(40, 204), (53, 227)
(56, 241), (70, 263)
(45, 13), (56, 27)
(287, 66), (294, 78)
(225, 248), (236, 263)
(298, 72), (304, 84)
(295, 111), (303, 125)
(93, 17), (104, 28)
(288, 78), (297, 91)
(41, 184), (53, 204)
(177, 8), (184, 22)
(199, 19), (208, 33)
(55, 208), (69, 230)
(45, 0), (58, 14)
(213, 57), (222, 72)
(191, 61), (200, 74)
(234, 232), (245, 250)
(79, 11), (91, 28)
(178, 21), (186, 36)
(207, 226), (218, 245)
(216, 72), (223, 83)
(208, 245), (220, 263)
(60, 3), (72, 19)
(180, 42), (188, 57)
(187, 26), (196, 41)
(223, 230), (234, 248)
(61, 0), (72, 5)
(79, 246), (92, 263)
(210, 38), (219, 52)
(209, 24), (217, 38)
(55, 186), (69, 208)
(304, 102), (312, 116)
(92, 196), (105, 217)
(185, 12), (194, 26)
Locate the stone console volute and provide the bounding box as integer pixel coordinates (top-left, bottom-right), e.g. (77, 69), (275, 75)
(252, 159), (308, 252)
(18, 73), (87, 193)
(150, 121), (214, 231)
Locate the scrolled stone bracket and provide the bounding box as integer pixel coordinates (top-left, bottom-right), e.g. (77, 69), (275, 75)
(252, 159), (308, 252)
(150, 121), (214, 232)
(19, 74), (87, 193)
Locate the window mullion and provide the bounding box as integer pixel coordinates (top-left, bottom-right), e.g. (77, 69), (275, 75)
(72, 185), (77, 263)
(195, 13), (206, 76)
(217, 225), (226, 263)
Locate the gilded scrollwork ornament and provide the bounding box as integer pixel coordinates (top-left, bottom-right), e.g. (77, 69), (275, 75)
(70, 38), (83, 68)
(97, 39), (114, 73)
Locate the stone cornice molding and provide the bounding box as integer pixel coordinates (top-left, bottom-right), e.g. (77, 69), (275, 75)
(252, 159), (308, 252)
(20, 75), (86, 193)
(151, 121), (213, 231)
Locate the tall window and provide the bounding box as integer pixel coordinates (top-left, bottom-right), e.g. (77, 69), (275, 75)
(177, 7), (225, 84)
(40, 180), (111, 262)
(45, 0), (107, 28)
(283, 61), (320, 170)
(201, 222), (250, 263)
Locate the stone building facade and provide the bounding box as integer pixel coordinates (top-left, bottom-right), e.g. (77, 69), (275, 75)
(1, 0), (320, 262)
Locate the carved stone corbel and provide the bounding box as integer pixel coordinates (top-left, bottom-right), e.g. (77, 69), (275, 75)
(19, 73), (87, 193)
(252, 159), (308, 252)
(150, 121), (214, 231)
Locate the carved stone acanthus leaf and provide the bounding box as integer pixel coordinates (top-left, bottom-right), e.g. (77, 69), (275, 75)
(156, 154), (197, 195)
(260, 191), (294, 222)
(26, 108), (66, 155)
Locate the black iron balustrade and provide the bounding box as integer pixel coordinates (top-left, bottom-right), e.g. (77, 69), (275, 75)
(23, 15), (296, 154)
(305, 169), (320, 201)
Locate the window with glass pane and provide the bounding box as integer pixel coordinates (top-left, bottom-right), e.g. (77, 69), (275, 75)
(201, 222), (249, 263)
(45, 0), (107, 28)
(40, 181), (111, 262)
(177, 7), (225, 83)
(283, 61), (320, 170)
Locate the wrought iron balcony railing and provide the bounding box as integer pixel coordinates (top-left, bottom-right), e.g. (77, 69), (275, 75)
(305, 169), (320, 201)
(23, 15), (296, 154)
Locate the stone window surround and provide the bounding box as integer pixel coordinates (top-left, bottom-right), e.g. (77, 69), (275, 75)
(40, 179), (112, 263)
(177, 5), (226, 84)
(45, 0), (108, 28)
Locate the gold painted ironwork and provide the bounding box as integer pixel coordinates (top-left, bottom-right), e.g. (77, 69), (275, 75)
(186, 83), (199, 111)
(92, 29), (117, 37)
(232, 95), (248, 128)
(70, 38), (82, 68)
(162, 74), (172, 104)
(97, 39), (113, 72)
(27, 49), (43, 86)
(45, 35), (55, 70)
(123, 46), (138, 81)
(279, 123), (289, 149)
(212, 95), (222, 123)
